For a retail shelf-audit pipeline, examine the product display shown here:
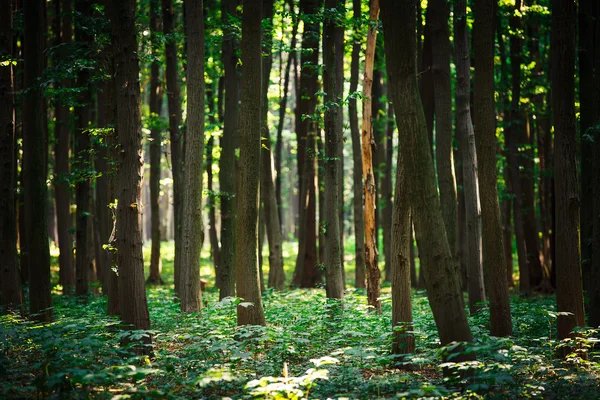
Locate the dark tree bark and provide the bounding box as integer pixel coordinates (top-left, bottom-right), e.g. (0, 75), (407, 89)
(502, 170), (514, 286)
(260, 0), (285, 290)
(219, 0), (241, 299)
(381, 0), (473, 358)
(147, 0), (165, 286)
(473, 0), (512, 336)
(54, 0), (75, 293)
(454, 0), (485, 314)
(236, 0), (266, 326)
(206, 94), (221, 285)
(323, 0), (345, 300)
(349, 0), (366, 289)
(0, 0), (22, 311)
(110, 0), (151, 343)
(162, 0), (184, 298)
(551, 0), (585, 347)
(180, 0), (205, 313)
(430, 0), (458, 264)
(24, 0), (53, 322)
(419, 6), (434, 156)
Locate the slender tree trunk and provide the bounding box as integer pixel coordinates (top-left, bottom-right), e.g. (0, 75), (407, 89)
(323, 0), (345, 300)
(162, 0), (184, 298)
(502, 170), (514, 286)
(362, 0), (381, 312)
(381, 0), (473, 358)
(206, 107), (221, 285)
(147, 0), (165, 286)
(236, 0), (266, 326)
(473, 0), (512, 336)
(24, 0), (53, 322)
(419, 7), (434, 156)
(552, 0), (585, 349)
(382, 96), (394, 282)
(180, 0), (205, 313)
(110, 0), (151, 344)
(454, 0), (485, 315)
(219, 0), (241, 299)
(349, 0), (366, 289)
(0, 0), (22, 311)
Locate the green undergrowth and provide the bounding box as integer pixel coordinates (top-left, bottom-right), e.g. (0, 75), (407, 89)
(2, 287), (600, 399)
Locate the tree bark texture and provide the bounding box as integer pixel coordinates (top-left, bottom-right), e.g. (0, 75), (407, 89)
(23, 0), (53, 322)
(381, 0), (473, 354)
(349, 0), (366, 289)
(473, 0), (512, 336)
(551, 0), (586, 345)
(236, 0), (266, 326)
(454, 0), (486, 315)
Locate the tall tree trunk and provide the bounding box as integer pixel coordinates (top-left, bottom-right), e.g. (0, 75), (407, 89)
(473, 0), (512, 336)
(75, 0), (93, 299)
(349, 0), (366, 289)
(362, 0), (381, 312)
(382, 94), (394, 282)
(110, 0), (151, 345)
(430, 0), (458, 264)
(180, 0), (205, 313)
(261, 0), (285, 290)
(0, 0), (22, 311)
(54, 0), (75, 293)
(219, 0), (241, 299)
(236, 0), (266, 326)
(551, 0), (585, 349)
(162, 0), (184, 298)
(23, 0), (53, 322)
(292, 0), (320, 288)
(454, 0), (485, 315)
(381, 0), (473, 358)
(502, 170), (514, 286)
(206, 101), (221, 285)
(323, 0), (345, 300)
(419, 7), (434, 156)
(147, 0), (165, 285)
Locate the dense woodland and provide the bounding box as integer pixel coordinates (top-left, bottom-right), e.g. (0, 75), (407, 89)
(1, 0), (600, 398)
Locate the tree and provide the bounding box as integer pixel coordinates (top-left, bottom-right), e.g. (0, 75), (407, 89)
(361, 0), (381, 312)
(551, 0), (585, 348)
(349, 0), (366, 289)
(110, 0), (152, 343)
(454, 0), (485, 314)
(23, 0), (53, 322)
(473, 0), (512, 336)
(162, 0), (184, 298)
(380, 0), (473, 358)
(0, 0), (22, 311)
(219, 0), (241, 299)
(236, 0), (266, 326)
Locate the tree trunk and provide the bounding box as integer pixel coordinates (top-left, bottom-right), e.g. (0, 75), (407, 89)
(110, 0), (152, 345)
(206, 109), (221, 286)
(419, 7), (434, 156)
(473, 0), (512, 336)
(162, 0), (184, 298)
(23, 0), (53, 322)
(362, 0), (381, 312)
(551, 0), (585, 349)
(430, 0), (458, 264)
(502, 170), (514, 286)
(261, 0), (285, 290)
(219, 0), (241, 299)
(349, 0), (366, 289)
(454, 0), (485, 315)
(323, 0), (345, 300)
(381, 0), (473, 357)
(0, 0), (22, 311)
(236, 0), (266, 326)
(382, 96), (394, 282)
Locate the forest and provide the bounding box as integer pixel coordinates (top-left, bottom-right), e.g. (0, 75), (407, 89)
(1, 0), (600, 398)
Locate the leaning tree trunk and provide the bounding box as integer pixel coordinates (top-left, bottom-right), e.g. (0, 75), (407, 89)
(349, 0), (366, 289)
(361, 0), (382, 313)
(473, 0), (513, 336)
(381, 0), (473, 359)
(110, 0), (151, 346)
(236, 0), (266, 326)
(0, 0), (22, 311)
(454, 0), (485, 314)
(23, 0), (53, 322)
(552, 0), (585, 350)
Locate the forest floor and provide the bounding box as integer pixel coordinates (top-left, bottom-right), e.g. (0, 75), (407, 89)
(1, 242), (600, 399)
